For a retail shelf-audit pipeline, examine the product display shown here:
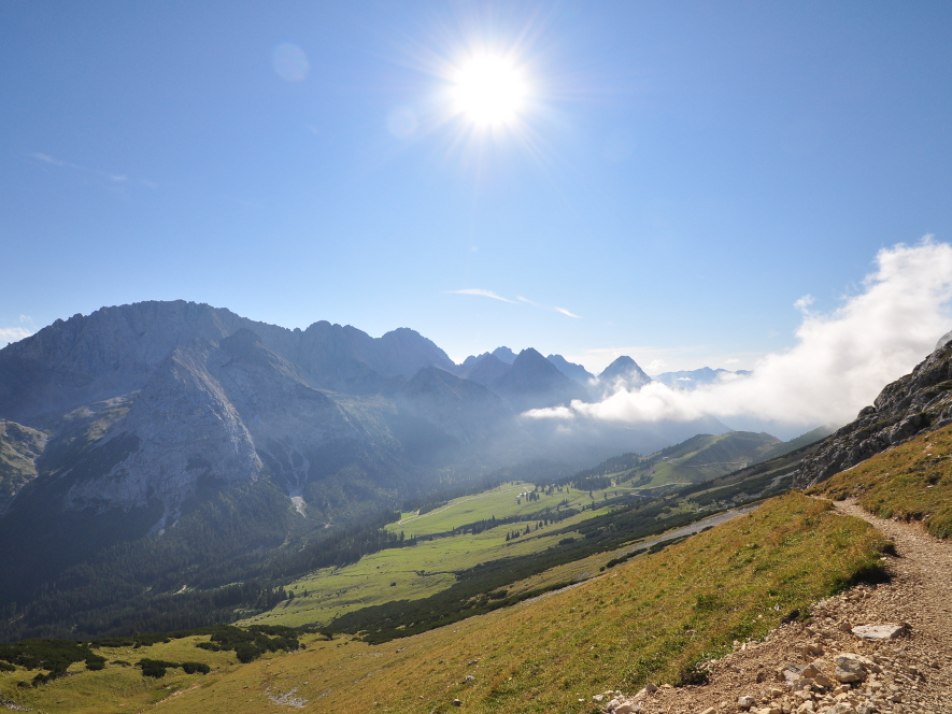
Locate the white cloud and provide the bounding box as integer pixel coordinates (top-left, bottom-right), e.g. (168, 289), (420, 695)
(554, 306), (581, 319)
(794, 294), (815, 313)
(529, 238), (952, 430)
(450, 289), (580, 318)
(31, 152), (66, 166)
(0, 326), (32, 346)
(449, 288), (516, 304)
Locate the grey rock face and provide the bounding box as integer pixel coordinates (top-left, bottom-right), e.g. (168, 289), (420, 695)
(64, 342), (262, 518)
(794, 341), (952, 487)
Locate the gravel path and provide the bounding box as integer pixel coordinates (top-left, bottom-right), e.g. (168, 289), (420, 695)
(598, 498), (952, 714)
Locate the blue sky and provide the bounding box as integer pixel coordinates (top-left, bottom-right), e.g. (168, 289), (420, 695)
(3, 1), (952, 373)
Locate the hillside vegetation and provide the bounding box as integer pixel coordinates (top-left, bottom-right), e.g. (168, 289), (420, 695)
(0, 493), (887, 713)
(243, 481), (637, 627)
(811, 422), (952, 538)
(143, 493), (892, 714)
(0, 420), (47, 511)
(573, 431), (783, 491)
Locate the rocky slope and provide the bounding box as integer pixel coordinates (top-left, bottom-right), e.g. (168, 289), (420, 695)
(601, 500), (952, 714)
(794, 335), (952, 487)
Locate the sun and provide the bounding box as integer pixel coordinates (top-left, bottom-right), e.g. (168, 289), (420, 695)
(449, 53), (530, 130)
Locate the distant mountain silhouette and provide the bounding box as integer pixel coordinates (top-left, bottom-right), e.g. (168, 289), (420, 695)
(491, 346), (517, 364)
(492, 348), (589, 409)
(459, 353), (512, 386)
(597, 356), (651, 389)
(546, 354), (595, 385)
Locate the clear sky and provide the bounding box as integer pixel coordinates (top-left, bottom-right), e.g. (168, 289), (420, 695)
(3, 1), (952, 374)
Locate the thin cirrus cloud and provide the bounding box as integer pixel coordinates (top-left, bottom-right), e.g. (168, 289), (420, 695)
(526, 238), (952, 430)
(449, 288), (516, 304)
(449, 289), (581, 318)
(30, 152), (157, 189)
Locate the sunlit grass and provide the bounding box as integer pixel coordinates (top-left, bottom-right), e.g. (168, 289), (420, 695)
(384, 481), (633, 537)
(0, 635), (238, 714)
(243, 481), (624, 628)
(155, 493), (887, 714)
(811, 422), (952, 538)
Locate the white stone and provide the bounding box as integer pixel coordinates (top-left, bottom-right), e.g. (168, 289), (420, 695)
(850, 624), (908, 640)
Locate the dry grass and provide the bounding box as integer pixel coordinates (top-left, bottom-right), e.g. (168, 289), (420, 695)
(0, 493), (888, 713)
(158, 493), (886, 714)
(810, 423), (952, 539)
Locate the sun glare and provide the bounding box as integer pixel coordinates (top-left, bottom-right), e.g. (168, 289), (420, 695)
(450, 53), (529, 129)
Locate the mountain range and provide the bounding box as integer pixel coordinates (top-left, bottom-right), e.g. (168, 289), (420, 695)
(0, 300), (739, 527)
(5, 300), (938, 641)
(0, 301), (731, 637)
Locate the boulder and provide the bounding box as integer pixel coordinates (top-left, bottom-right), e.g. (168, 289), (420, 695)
(850, 624), (908, 640)
(834, 654), (873, 684)
(738, 695), (757, 710)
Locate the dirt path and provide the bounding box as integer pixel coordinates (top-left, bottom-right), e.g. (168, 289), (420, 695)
(600, 498), (952, 714)
(832, 500), (952, 675)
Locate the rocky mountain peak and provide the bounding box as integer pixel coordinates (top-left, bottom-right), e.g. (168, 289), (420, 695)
(376, 327), (455, 377)
(491, 346), (517, 364)
(598, 356), (651, 388)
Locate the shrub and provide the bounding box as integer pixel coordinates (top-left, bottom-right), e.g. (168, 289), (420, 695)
(85, 654), (107, 671)
(138, 658), (178, 678)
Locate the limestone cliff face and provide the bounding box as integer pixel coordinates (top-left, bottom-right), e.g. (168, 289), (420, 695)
(795, 335), (952, 487)
(63, 342), (263, 521)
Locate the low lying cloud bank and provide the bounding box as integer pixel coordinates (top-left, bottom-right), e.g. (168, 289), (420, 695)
(527, 238), (952, 431)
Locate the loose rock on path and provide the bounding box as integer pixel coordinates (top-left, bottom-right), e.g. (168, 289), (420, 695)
(598, 499), (952, 714)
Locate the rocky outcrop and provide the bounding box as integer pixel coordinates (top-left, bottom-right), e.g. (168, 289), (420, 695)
(63, 342), (263, 519)
(794, 337), (952, 487)
(0, 419), (47, 513)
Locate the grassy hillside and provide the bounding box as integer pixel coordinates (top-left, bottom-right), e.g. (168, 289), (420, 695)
(810, 422), (952, 538)
(247, 441), (803, 634)
(242, 507), (607, 627)
(244, 481), (636, 627)
(384, 481), (636, 537)
(0, 419), (47, 510)
(574, 431), (782, 491)
(0, 493), (886, 713)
